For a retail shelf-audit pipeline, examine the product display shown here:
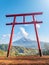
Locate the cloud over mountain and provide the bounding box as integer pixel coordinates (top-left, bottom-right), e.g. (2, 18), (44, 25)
(20, 27), (28, 38)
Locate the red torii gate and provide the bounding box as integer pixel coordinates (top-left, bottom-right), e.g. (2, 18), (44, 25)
(6, 12), (43, 57)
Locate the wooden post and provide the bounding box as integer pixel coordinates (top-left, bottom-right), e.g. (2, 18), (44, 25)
(33, 15), (42, 57)
(7, 16), (16, 57)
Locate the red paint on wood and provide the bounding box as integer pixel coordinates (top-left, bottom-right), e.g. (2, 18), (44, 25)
(6, 12), (43, 57)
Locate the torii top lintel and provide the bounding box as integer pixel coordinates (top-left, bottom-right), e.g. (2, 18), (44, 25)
(6, 12), (43, 25)
(6, 12), (43, 17)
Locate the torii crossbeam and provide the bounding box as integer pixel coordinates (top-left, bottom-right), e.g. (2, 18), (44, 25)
(6, 12), (43, 57)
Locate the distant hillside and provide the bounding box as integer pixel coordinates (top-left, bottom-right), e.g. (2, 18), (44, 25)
(0, 44), (8, 51)
(0, 44), (38, 56)
(0, 44), (49, 56)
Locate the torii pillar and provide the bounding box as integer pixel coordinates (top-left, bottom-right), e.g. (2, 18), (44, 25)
(6, 12), (43, 57)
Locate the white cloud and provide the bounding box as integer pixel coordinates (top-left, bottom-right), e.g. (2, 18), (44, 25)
(36, 24), (40, 28)
(1, 34), (10, 43)
(20, 27), (28, 38)
(2, 34), (10, 39)
(1, 27), (29, 43)
(24, 24), (29, 26)
(13, 27), (29, 41)
(2, 35), (6, 38)
(13, 32), (22, 41)
(2, 27), (28, 42)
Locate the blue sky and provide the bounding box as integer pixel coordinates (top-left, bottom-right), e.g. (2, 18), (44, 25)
(0, 0), (49, 44)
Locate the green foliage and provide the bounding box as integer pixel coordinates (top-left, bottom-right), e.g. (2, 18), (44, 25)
(0, 50), (5, 56)
(15, 51), (19, 56)
(0, 44), (8, 51)
(0, 44), (38, 56)
(43, 50), (49, 55)
(43, 43), (49, 55)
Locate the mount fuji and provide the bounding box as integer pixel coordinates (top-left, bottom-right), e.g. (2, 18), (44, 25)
(13, 37), (48, 49)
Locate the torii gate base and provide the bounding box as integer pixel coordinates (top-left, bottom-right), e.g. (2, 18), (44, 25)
(6, 12), (43, 57)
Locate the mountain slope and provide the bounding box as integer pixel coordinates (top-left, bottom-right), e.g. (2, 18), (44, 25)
(13, 37), (37, 48)
(13, 37), (49, 49)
